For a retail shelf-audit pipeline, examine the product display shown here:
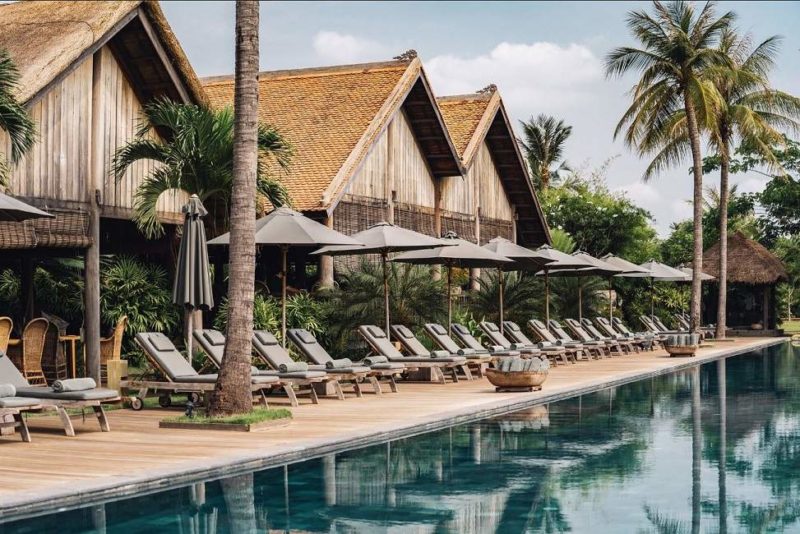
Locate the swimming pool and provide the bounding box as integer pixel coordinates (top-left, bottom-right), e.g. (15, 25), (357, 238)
(3, 343), (798, 533)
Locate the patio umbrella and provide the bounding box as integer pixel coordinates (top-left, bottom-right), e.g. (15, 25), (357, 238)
(312, 222), (450, 339)
(602, 254), (652, 321)
(533, 246), (593, 324)
(617, 260), (690, 316)
(0, 191), (54, 221)
(392, 232), (512, 329)
(209, 206), (361, 346)
(482, 237), (557, 333)
(173, 195), (214, 363)
(545, 252), (622, 321)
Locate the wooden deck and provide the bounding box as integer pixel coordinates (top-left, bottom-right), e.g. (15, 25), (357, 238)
(0, 337), (785, 519)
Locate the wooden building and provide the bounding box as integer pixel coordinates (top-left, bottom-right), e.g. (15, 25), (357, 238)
(203, 54), (549, 287)
(0, 0), (205, 377)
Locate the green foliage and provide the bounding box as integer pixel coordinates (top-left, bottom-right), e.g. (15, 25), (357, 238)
(660, 220), (692, 266)
(214, 291), (280, 334)
(549, 228), (575, 254)
(163, 407), (292, 425)
(540, 168), (658, 260)
(450, 307), (486, 343)
(286, 292), (325, 338)
(112, 97), (293, 238)
(0, 48), (36, 186)
(470, 271), (542, 327)
(774, 236), (800, 320)
(518, 114), (572, 190)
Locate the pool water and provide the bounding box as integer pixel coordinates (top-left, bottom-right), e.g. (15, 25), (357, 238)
(3, 343), (799, 533)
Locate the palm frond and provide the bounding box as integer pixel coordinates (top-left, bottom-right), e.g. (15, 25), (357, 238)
(0, 49), (35, 163)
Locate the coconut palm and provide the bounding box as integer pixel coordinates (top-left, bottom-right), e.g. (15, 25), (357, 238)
(112, 97), (291, 238)
(518, 114), (572, 190)
(0, 49), (35, 188)
(208, 0), (261, 416)
(606, 0), (734, 332)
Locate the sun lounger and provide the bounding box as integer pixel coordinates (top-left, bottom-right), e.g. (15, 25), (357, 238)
(640, 315), (684, 337)
(579, 318), (636, 354)
(391, 324), (485, 379)
(0, 353), (119, 436)
(479, 321), (571, 365)
(564, 318), (622, 355)
(357, 325), (468, 384)
(249, 330), (340, 402)
(613, 317), (665, 347)
(527, 319), (588, 360)
(594, 317), (653, 351)
(449, 323), (521, 360)
(125, 332), (281, 409)
(287, 328), (403, 394)
(0, 385), (42, 442)
(421, 323), (494, 376)
(674, 314), (715, 338)
(547, 320), (606, 358)
(503, 321), (580, 364)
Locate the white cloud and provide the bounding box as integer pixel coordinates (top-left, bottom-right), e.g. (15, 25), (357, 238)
(425, 42), (603, 112)
(618, 181), (659, 207)
(312, 31), (385, 64)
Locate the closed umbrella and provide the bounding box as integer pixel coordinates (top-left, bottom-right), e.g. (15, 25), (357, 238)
(392, 232), (512, 329)
(534, 246), (593, 324)
(312, 222), (450, 339)
(0, 191), (54, 221)
(173, 195), (214, 363)
(545, 252), (623, 321)
(601, 254), (652, 321)
(482, 237), (556, 333)
(617, 260), (689, 316)
(208, 207), (361, 346)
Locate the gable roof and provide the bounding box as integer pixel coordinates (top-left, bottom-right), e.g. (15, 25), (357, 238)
(702, 231), (788, 285)
(203, 58), (463, 213)
(0, 0), (206, 105)
(438, 89), (551, 246)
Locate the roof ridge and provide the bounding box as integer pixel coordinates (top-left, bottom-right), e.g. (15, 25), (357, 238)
(201, 60), (410, 86)
(437, 92), (494, 103)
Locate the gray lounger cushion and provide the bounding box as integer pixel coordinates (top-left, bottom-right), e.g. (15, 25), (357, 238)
(52, 378), (97, 393)
(137, 332), (199, 381)
(171, 374), (279, 385)
(15, 385), (119, 401)
(0, 383), (15, 398)
(0, 397), (40, 409)
(0, 354), (29, 388)
(259, 370), (327, 379)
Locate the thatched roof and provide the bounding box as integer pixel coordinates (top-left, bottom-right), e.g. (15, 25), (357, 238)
(203, 58), (463, 213)
(702, 231), (788, 285)
(438, 89), (550, 246)
(0, 0), (206, 105)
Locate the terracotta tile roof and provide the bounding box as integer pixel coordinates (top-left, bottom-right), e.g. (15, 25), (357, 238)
(437, 93), (494, 159)
(0, 0), (206, 105)
(203, 60), (418, 212)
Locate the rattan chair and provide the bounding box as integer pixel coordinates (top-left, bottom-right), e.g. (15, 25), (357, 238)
(19, 318), (49, 385)
(100, 315), (127, 382)
(0, 316), (12, 353)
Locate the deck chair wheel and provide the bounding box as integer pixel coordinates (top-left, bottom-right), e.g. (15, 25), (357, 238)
(129, 397), (144, 411)
(158, 395), (172, 408)
(187, 392), (201, 404)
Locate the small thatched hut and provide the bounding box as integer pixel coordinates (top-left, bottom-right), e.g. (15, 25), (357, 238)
(702, 232), (788, 331)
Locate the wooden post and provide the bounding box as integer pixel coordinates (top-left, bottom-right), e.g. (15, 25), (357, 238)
(386, 120), (395, 224)
(762, 285), (770, 330)
(432, 179), (442, 281)
(84, 51), (104, 382)
(319, 214), (334, 288)
(470, 207), (481, 291)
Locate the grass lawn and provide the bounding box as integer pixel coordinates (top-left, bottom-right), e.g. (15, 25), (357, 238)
(162, 407), (292, 426)
(781, 320), (800, 334)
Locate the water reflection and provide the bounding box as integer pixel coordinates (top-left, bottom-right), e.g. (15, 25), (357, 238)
(3, 343), (799, 533)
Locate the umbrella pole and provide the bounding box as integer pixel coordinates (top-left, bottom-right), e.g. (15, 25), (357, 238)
(281, 245), (288, 348)
(447, 265), (453, 331)
(650, 279), (655, 317)
(608, 276), (613, 322)
(382, 251), (390, 340)
(187, 309), (193, 364)
(499, 268), (504, 333)
(578, 283), (583, 322)
(545, 269), (550, 324)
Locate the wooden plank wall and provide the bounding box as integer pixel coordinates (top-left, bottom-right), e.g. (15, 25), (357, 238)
(0, 46), (184, 219)
(473, 142), (513, 220)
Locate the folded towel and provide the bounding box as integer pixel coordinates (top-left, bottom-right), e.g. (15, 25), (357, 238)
(0, 384), (16, 398)
(509, 342), (525, 350)
(456, 348), (476, 356)
(362, 355), (388, 365)
(490, 345), (505, 352)
(278, 361), (309, 373)
(431, 350), (450, 358)
(52, 378), (97, 393)
(326, 358), (353, 369)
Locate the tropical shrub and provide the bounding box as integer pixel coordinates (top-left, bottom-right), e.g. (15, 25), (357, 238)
(214, 291), (280, 334)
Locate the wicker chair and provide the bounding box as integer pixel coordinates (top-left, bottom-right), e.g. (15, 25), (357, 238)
(19, 318), (49, 385)
(0, 316), (12, 353)
(41, 314), (68, 382)
(100, 316), (128, 382)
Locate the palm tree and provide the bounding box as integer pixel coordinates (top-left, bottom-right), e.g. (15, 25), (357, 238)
(112, 97), (291, 238)
(0, 49), (35, 188)
(706, 30), (800, 339)
(606, 0), (734, 332)
(518, 114), (572, 190)
(208, 0), (261, 416)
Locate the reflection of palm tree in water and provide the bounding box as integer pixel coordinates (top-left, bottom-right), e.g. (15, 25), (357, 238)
(220, 473), (257, 533)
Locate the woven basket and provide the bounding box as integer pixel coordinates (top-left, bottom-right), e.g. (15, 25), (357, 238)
(664, 344), (699, 357)
(485, 368), (548, 392)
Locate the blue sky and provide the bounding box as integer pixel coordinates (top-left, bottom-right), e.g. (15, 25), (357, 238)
(162, 1), (800, 235)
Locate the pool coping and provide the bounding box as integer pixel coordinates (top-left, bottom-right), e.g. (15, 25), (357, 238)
(0, 337), (787, 522)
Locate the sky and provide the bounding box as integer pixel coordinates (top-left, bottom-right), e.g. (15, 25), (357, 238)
(161, 1), (800, 236)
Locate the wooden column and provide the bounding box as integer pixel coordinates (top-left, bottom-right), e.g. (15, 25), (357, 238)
(84, 51), (104, 382)
(319, 214), (334, 288)
(470, 209), (481, 291)
(386, 119), (395, 224)
(762, 285), (770, 330)
(432, 179), (442, 281)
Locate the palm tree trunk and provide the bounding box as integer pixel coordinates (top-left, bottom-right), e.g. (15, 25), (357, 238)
(208, 0), (259, 415)
(684, 91), (704, 334)
(715, 133), (730, 339)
